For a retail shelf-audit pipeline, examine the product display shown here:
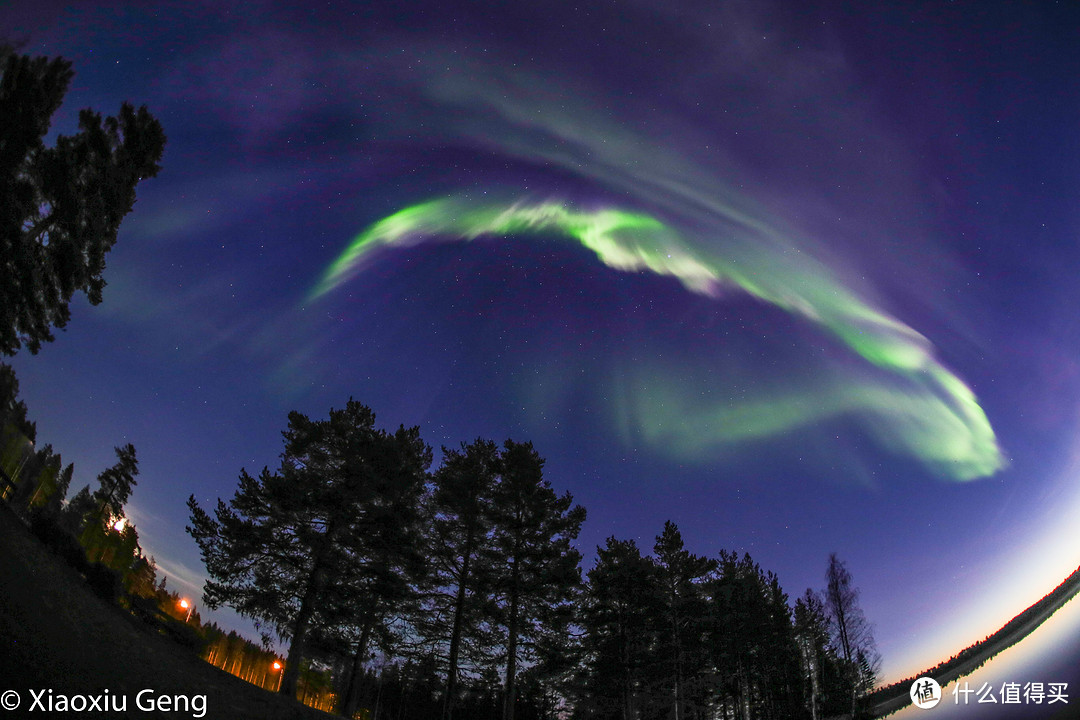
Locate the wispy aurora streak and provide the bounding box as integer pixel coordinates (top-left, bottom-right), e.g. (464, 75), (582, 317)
(312, 197), (1003, 481)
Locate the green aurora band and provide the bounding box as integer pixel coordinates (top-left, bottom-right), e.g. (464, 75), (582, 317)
(312, 197), (1004, 481)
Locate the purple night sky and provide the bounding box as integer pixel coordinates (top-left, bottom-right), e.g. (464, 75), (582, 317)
(5, 0), (1080, 687)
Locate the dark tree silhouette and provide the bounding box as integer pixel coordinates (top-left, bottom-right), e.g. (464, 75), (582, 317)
(0, 363), (35, 441)
(14, 458), (76, 521)
(487, 440), (586, 720)
(9, 442), (65, 513)
(824, 553), (879, 718)
(186, 400), (431, 700)
(330, 454), (430, 720)
(708, 551), (804, 720)
(652, 521), (716, 720)
(0, 362), (36, 503)
(92, 443), (138, 521)
(575, 537), (830, 720)
(423, 438), (501, 720)
(48, 443), (138, 542)
(1, 49), (165, 355)
(794, 589), (836, 720)
(43, 461), (74, 515)
(61, 484), (96, 534)
(577, 536), (662, 720)
(72, 444), (140, 574)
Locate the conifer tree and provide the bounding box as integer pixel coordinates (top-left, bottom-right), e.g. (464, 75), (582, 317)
(92, 443), (138, 521)
(61, 484), (95, 534)
(62, 444), (139, 552)
(652, 521), (716, 720)
(42, 461), (74, 515)
(578, 536), (661, 720)
(487, 440), (585, 720)
(708, 551), (803, 720)
(10, 442), (60, 512)
(0, 363), (35, 441)
(424, 438), (501, 720)
(187, 400), (431, 699)
(1, 50), (165, 355)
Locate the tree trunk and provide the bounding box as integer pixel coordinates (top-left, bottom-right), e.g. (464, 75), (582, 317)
(621, 622), (633, 720)
(340, 614), (376, 718)
(282, 523), (340, 698)
(739, 661), (751, 720)
(280, 559), (327, 697)
(443, 528), (475, 720)
(672, 606), (682, 720)
(502, 554), (521, 720)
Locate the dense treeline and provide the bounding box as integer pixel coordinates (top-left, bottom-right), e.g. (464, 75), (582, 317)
(5, 364), (882, 719)
(574, 536), (878, 720)
(1, 366), (153, 602)
(2, 370), (344, 712)
(188, 400), (880, 720)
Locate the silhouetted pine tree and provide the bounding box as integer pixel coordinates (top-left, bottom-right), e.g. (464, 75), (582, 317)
(421, 438), (501, 720)
(68, 444), (139, 555)
(759, 571), (804, 719)
(186, 399), (431, 699)
(0, 363), (35, 441)
(61, 484), (95, 534)
(707, 551), (804, 720)
(652, 521), (717, 720)
(330, 494), (429, 720)
(487, 440), (586, 720)
(1, 50), (165, 356)
(42, 461), (74, 515)
(10, 442), (60, 512)
(91, 443), (138, 521)
(576, 536), (662, 720)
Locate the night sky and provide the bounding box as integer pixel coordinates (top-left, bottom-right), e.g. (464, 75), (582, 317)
(5, 0), (1080, 685)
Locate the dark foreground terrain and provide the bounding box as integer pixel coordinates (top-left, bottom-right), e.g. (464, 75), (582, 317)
(0, 505), (330, 720)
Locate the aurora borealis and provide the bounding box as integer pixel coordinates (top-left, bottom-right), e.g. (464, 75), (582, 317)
(316, 197), (1002, 480)
(6, 0), (1080, 702)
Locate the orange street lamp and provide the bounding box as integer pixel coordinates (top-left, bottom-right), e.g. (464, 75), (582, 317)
(179, 598), (194, 623)
(272, 660), (283, 692)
